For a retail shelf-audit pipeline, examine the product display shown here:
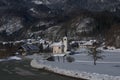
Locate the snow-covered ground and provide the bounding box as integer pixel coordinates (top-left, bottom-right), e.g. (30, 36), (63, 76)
(0, 56), (21, 62)
(30, 48), (120, 80)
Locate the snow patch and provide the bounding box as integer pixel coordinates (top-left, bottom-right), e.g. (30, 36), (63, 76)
(32, 1), (43, 5)
(32, 0), (50, 5)
(8, 56), (22, 60)
(0, 56), (21, 62)
(0, 18), (23, 35)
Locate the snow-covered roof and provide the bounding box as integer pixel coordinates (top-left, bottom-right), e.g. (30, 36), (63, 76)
(39, 39), (45, 44)
(81, 40), (96, 46)
(83, 41), (93, 46)
(51, 41), (63, 47)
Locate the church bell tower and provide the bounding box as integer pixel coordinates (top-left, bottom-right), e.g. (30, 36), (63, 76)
(63, 37), (67, 53)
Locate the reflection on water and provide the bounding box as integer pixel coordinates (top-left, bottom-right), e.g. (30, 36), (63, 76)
(0, 60), (81, 80)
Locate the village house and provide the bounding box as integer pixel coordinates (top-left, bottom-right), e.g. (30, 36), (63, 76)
(79, 40), (97, 48)
(51, 37), (68, 54)
(70, 40), (98, 49)
(18, 44), (40, 55)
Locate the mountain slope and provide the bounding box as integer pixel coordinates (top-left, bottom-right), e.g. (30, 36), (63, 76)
(0, 0), (119, 42)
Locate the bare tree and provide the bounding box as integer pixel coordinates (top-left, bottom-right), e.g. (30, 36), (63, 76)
(88, 46), (103, 65)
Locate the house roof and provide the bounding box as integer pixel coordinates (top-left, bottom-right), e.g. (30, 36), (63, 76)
(82, 40), (96, 46)
(21, 44), (39, 52)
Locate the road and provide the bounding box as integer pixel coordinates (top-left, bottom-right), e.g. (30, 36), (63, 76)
(0, 59), (80, 80)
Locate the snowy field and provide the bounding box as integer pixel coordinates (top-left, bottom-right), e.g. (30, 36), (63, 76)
(31, 48), (120, 80)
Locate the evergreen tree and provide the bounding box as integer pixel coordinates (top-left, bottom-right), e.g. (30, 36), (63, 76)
(39, 43), (43, 53)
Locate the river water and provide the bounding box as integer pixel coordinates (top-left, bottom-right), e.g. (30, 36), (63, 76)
(0, 60), (81, 80)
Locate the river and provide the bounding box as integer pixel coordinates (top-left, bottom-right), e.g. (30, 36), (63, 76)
(0, 59), (81, 80)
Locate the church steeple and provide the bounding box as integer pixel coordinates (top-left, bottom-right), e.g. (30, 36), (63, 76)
(63, 36), (67, 53)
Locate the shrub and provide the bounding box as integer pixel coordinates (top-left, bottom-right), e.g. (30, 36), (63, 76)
(66, 56), (75, 63)
(47, 56), (55, 61)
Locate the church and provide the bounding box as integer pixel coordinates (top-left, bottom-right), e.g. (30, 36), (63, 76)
(51, 37), (67, 54)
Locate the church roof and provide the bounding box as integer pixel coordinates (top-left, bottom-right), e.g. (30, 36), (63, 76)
(51, 41), (63, 47)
